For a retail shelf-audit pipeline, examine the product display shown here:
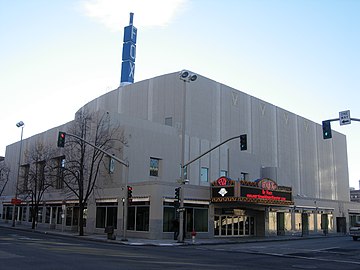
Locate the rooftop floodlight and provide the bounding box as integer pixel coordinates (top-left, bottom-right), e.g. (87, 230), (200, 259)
(179, 70), (190, 80)
(16, 121), (24, 128)
(189, 74), (197, 82)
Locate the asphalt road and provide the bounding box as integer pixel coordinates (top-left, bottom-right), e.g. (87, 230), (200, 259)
(1, 227), (360, 270)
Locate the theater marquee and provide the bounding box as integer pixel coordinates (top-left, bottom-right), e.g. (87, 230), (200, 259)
(211, 177), (293, 206)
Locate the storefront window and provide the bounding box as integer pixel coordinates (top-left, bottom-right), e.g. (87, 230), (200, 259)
(28, 207), (32, 222)
(163, 206), (176, 232)
(128, 203), (149, 231)
(57, 207), (63, 225)
(4, 206), (12, 220)
(316, 213), (322, 231)
(22, 206), (27, 222)
(194, 209), (208, 232)
(96, 203), (118, 229)
(268, 212), (277, 233)
(284, 212), (292, 231)
(45, 207), (51, 223)
(136, 206), (149, 231)
(163, 204), (208, 234)
(96, 207), (106, 228)
(308, 213), (315, 231)
(38, 207), (43, 223)
(295, 212), (302, 232)
(66, 207), (72, 226)
(328, 214), (334, 231)
(51, 206), (57, 224)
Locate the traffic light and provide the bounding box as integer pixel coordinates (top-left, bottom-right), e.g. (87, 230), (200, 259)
(322, 120), (332, 139)
(175, 187), (181, 201)
(240, 134), (247, 151)
(127, 186), (133, 199)
(57, 132), (66, 147)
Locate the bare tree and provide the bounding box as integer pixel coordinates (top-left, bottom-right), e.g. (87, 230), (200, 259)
(0, 162), (10, 197)
(62, 110), (126, 236)
(19, 141), (55, 229)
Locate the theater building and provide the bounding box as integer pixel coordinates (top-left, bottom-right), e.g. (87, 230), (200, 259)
(1, 71), (360, 239)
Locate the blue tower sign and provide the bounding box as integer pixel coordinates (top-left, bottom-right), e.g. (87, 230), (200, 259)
(120, 13), (137, 85)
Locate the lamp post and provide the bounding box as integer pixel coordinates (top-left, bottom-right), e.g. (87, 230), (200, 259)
(12, 121), (24, 227)
(178, 70), (197, 242)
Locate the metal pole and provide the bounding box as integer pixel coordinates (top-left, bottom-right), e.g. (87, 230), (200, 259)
(178, 80), (186, 243)
(12, 124), (24, 227)
(122, 165), (129, 241)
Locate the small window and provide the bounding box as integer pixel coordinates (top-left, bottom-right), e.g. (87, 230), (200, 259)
(150, 158), (160, 177)
(240, 172), (248, 181)
(220, 170), (228, 177)
(165, 117), (173, 127)
(21, 164), (30, 191)
(54, 156), (65, 189)
(200, 167), (209, 182)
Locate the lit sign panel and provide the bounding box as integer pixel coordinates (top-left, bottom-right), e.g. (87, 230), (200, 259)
(121, 13), (137, 85)
(211, 177), (293, 206)
(240, 186), (292, 202)
(211, 177), (235, 198)
(212, 187), (234, 198)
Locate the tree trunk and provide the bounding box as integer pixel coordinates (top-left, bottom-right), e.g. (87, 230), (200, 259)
(78, 202), (84, 236)
(31, 205), (38, 229)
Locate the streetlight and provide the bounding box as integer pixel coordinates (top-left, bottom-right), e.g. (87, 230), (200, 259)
(178, 70), (197, 243)
(12, 121), (24, 227)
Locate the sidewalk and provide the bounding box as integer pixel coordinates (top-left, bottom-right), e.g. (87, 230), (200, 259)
(0, 222), (340, 247)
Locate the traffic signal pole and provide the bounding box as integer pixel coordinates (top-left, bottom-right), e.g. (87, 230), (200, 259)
(178, 134), (246, 242)
(322, 116), (360, 139)
(183, 135), (244, 169)
(58, 132), (130, 240)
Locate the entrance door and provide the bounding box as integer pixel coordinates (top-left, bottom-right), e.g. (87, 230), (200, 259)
(214, 215), (255, 237)
(277, 212), (285, 236)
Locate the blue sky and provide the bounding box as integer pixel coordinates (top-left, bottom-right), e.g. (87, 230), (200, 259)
(1, 0), (359, 187)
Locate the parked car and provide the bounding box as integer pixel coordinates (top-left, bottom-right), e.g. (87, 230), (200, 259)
(349, 222), (360, 241)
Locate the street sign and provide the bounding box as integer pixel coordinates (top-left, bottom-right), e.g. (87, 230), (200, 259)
(339, 110), (351, 126)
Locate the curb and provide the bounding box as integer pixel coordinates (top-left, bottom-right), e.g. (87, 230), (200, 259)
(0, 223), (346, 247)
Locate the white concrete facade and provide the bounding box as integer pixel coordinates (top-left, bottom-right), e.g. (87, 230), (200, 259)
(1, 71), (359, 239)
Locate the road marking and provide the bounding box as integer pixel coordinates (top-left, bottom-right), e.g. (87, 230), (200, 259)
(264, 252), (360, 265)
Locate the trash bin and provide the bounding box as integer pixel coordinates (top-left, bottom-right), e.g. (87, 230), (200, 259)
(105, 226), (116, 240)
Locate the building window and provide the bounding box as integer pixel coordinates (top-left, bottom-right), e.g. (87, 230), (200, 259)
(220, 170), (228, 177)
(96, 203), (118, 229)
(194, 208), (209, 232)
(127, 202), (150, 231)
(109, 157), (115, 174)
(163, 204), (209, 233)
(54, 156), (65, 189)
(64, 205), (86, 227)
(150, 157), (160, 177)
(200, 167), (209, 182)
(165, 117), (173, 127)
(240, 172), (248, 181)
